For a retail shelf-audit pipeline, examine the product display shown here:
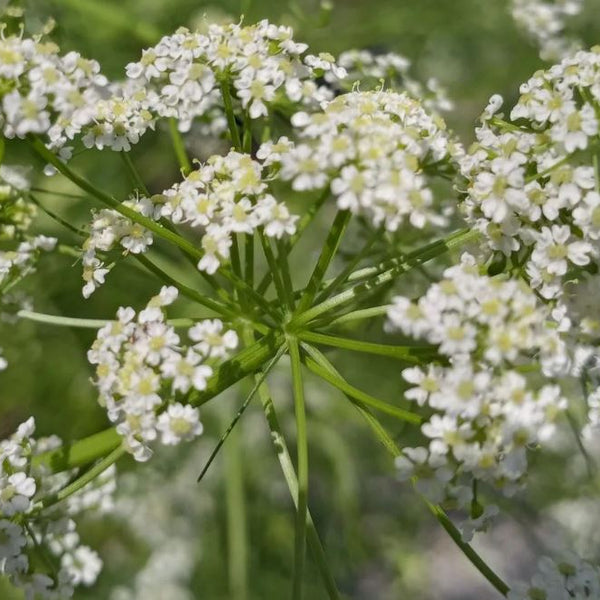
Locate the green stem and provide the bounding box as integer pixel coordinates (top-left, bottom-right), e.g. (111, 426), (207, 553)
(121, 152), (149, 195)
(297, 210), (351, 313)
(256, 189), (330, 296)
(301, 343), (509, 597)
(18, 310), (111, 329)
(322, 305), (392, 329)
(299, 331), (435, 363)
(168, 118), (192, 176)
(28, 193), (87, 236)
(302, 348), (421, 424)
(315, 228), (380, 302)
(197, 344), (287, 482)
(220, 81), (242, 151)
(225, 423), (248, 600)
(29, 136), (202, 262)
(18, 309), (196, 330)
(38, 445), (126, 511)
(290, 228), (479, 330)
(288, 336), (308, 600)
(259, 231), (291, 310)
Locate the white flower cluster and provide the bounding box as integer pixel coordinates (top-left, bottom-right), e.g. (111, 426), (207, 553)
(1, 418), (114, 599)
(511, 0), (583, 60)
(0, 165), (56, 296)
(112, 19), (344, 138)
(81, 150), (297, 296)
(508, 553), (600, 599)
(262, 90), (461, 232)
(387, 254), (569, 537)
(0, 32), (107, 153)
(331, 49), (453, 114)
(88, 286), (238, 461)
(461, 49), (600, 300)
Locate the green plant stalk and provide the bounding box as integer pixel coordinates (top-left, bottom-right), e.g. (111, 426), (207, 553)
(197, 344), (288, 482)
(299, 331), (436, 362)
(33, 334), (284, 474)
(297, 210), (351, 313)
(225, 423), (248, 600)
(220, 81), (243, 151)
(28, 193), (87, 237)
(240, 330), (341, 599)
(290, 228), (479, 330)
(168, 118), (192, 175)
(303, 352), (422, 425)
(288, 337), (308, 600)
(315, 228), (380, 303)
(29, 136), (202, 261)
(322, 305), (392, 329)
(121, 152), (149, 195)
(37, 445), (126, 511)
(256, 189), (330, 295)
(259, 231), (291, 310)
(301, 344), (510, 598)
(18, 310), (198, 330)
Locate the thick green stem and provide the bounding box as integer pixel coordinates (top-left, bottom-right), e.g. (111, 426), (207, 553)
(288, 336), (308, 600)
(241, 330), (341, 599)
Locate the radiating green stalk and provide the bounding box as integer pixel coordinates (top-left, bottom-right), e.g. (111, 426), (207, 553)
(290, 228), (479, 330)
(225, 424), (248, 600)
(256, 189), (330, 295)
(220, 81), (242, 150)
(133, 253), (244, 321)
(315, 229), (380, 303)
(32, 428), (122, 473)
(297, 210), (351, 313)
(302, 349), (421, 424)
(168, 118), (192, 175)
(197, 344), (287, 482)
(18, 310), (111, 329)
(28, 193), (87, 237)
(244, 234), (255, 288)
(38, 445), (126, 511)
(259, 231), (290, 310)
(322, 305), (392, 329)
(121, 152), (149, 195)
(33, 334), (283, 475)
(29, 137), (202, 261)
(301, 343), (510, 598)
(240, 330), (341, 599)
(288, 337), (308, 600)
(18, 310), (196, 330)
(299, 331), (436, 363)
(219, 266), (279, 321)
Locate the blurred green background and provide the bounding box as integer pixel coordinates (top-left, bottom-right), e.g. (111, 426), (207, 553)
(2, 0), (600, 598)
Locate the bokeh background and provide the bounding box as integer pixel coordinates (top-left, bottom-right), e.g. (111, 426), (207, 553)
(2, 0), (600, 598)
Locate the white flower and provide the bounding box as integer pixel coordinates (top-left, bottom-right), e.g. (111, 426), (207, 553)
(157, 403), (203, 446)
